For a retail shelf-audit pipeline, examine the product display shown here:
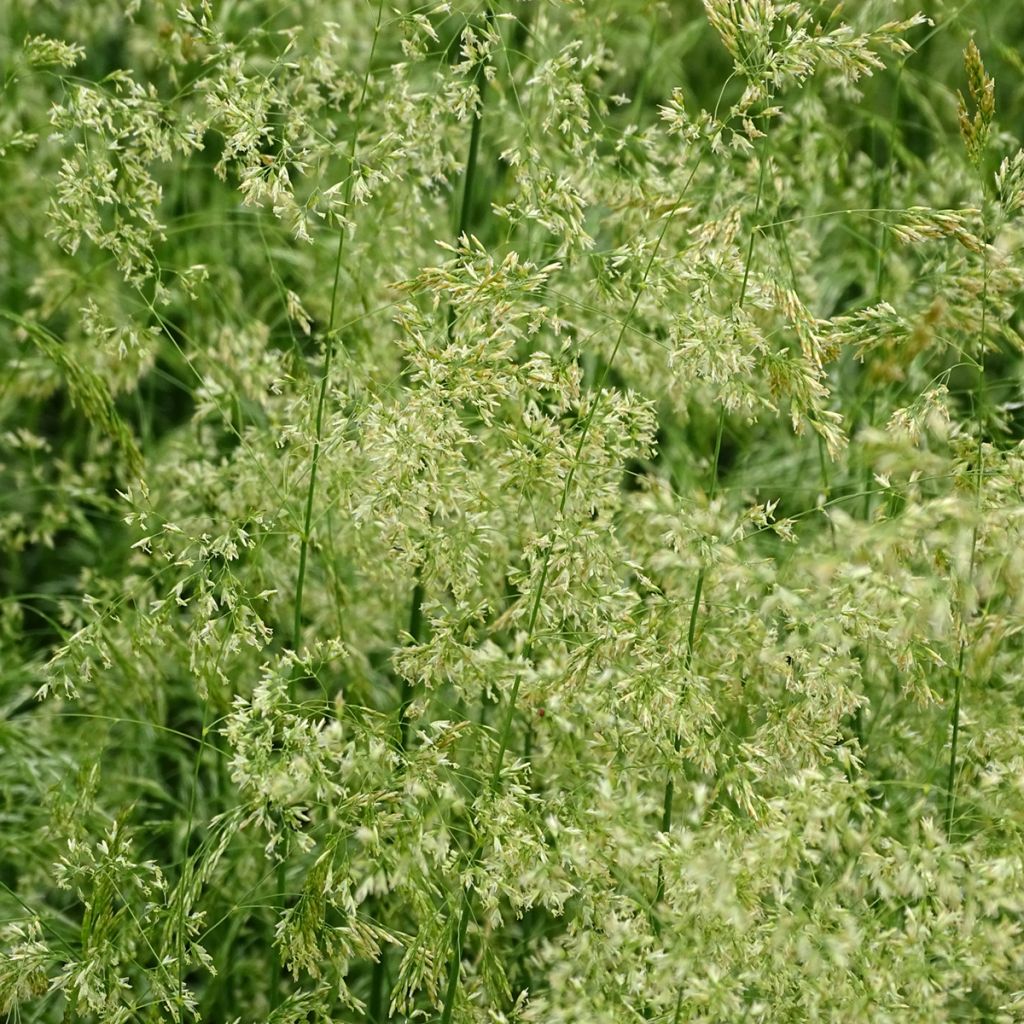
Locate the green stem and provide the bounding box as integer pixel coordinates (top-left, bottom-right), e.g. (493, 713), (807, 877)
(393, 12), (497, 1023)
(368, 953), (387, 1023)
(367, 577), (423, 1023)
(440, 146), (708, 1024)
(398, 579), (425, 752)
(270, 854), (288, 1012)
(439, 893), (473, 1024)
(671, 987), (685, 1024)
(861, 391), (876, 521)
(457, 64), (488, 242)
(653, 409), (721, 912)
(874, 62), (904, 301)
(946, 179), (989, 841)
(292, 0), (385, 668)
(945, 639), (966, 838)
(817, 434), (837, 547)
(654, 117), (769, 927)
(278, 1), (385, 1012)
(490, 163), (704, 790)
(447, 7), (494, 341)
(628, 14), (658, 120)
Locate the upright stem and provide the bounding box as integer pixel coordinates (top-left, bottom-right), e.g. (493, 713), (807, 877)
(439, 893), (473, 1024)
(276, 2), (385, 1013)
(945, 638), (967, 838)
(653, 407), (722, 914)
(367, 955), (387, 1023)
(653, 119), (770, 924)
(857, 63), (903, 528)
(438, 137), (708, 1024)
(946, 185), (988, 841)
(369, 555), (424, 1024)
(373, 13), (496, 1022)
(817, 435), (837, 547)
(292, 0), (385, 669)
(447, 7), (494, 340)
(397, 579), (425, 752)
(457, 67), (488, 242)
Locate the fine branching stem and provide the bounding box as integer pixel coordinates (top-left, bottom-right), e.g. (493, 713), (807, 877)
(409, 11), (497, 1023)
(292, 0), (385, 669)
(441, 144), (709, 1024)
(654, 116), (770, 925)
(946, 173), (989, 841)
(278, 1), (385, 1012)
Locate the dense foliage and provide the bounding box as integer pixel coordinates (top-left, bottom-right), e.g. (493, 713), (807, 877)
(2, 1), (1024, 1021)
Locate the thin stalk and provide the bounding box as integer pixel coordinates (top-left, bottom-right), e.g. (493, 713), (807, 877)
(817, 435), (837, 547)
(653, 407), (722, 914)
(945, 638), (967, 838)
(365, 580), (425, 1022)
(438, 147), (708, 1024)
(491, 160), (706, 790)
(368, 955), (387, 1023)
(271, 856), (287, 1006)
(855, 63), (903, 529)
(374, 13), (495, 1022)
(774, 218), (837, 547)
(873, 62), (904, 301)
(457, 60), (488, 242)
(671, 987), (685, 1024)
(397, 578), (425, 752)
(861, 391), (876, 521)
(946, 187), (989, 841)
(653, 118), (770, 924)
(292, 0), (385, 668)
(439, 893), (473, 1024)
(628, 15), (659, 120)
(276, 2), (385, 1013)
(447, 7), (494, 340)
(403, 0), (492, 735)
(393, 1), (495, 755)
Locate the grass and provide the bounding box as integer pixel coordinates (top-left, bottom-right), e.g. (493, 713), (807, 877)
(2, 3), (1024, 1023)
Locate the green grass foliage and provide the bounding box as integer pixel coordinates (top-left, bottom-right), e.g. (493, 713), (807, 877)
(2, 1), (1024, 1021)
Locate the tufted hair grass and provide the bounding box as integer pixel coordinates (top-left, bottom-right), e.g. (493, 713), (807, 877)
(2, 3), (1024, 1023)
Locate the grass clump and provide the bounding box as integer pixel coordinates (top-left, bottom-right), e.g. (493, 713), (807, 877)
(2, 2), (1024, 1022)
